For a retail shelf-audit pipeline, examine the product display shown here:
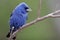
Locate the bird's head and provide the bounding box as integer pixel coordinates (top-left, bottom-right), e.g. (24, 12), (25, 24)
(12, 2), (32, 15)
(19, 2), (32, 13)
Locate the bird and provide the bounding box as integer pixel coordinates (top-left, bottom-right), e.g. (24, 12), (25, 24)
(6, 2), (32, 40)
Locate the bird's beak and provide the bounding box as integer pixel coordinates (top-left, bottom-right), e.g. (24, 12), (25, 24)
(27, 8), (32, 11)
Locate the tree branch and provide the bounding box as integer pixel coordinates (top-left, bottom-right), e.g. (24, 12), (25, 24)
(37, 0), (42, 17)
(8, 10), (60, 40)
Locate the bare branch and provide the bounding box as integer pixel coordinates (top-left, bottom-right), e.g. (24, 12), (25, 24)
(8, 10), (60, 39)
(37, 0), (42, 17)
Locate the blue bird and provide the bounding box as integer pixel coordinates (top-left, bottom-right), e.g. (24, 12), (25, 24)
(6, 2), (32, 40)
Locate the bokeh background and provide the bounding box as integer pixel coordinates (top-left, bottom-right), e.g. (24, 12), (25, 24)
(0, 0), (59, 40)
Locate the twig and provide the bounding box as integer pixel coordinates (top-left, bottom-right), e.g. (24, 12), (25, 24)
(37, 0), (42, 17)
(9, 10), (60, 39)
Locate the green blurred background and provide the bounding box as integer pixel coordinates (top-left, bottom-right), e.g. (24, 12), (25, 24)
(0, 0), (56, 40)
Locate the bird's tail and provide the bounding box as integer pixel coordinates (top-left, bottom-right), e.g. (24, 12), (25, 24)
(6, 27), (16, 40)
(6, 32), (10, 38)
(6, 27), (14, 38)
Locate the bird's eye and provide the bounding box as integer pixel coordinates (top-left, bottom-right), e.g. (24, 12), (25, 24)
(25, 7), (29, 10)
(25, 7), (29, 12)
